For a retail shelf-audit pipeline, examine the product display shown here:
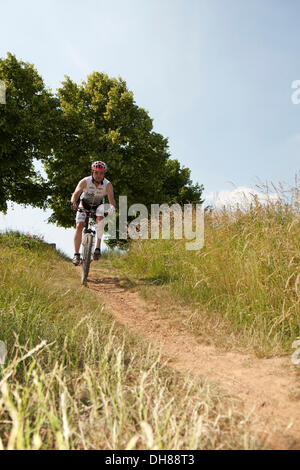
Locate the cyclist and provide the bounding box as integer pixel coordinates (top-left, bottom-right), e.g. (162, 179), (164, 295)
(70, 161), (116, 266)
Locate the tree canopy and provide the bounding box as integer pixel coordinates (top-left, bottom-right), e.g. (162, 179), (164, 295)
(0, 53), (59, 212)
(0, 53), (204, 227)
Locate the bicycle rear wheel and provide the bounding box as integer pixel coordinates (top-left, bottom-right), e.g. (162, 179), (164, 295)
(81, 233), (93, 285)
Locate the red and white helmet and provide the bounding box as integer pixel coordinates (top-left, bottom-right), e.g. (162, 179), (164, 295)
(91, 161), (107, 171)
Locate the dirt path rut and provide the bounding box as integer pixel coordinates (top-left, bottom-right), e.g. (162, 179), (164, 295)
(83, 266), (300, 450)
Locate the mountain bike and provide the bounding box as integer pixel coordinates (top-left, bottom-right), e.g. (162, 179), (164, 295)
(77, 206), (97, 286)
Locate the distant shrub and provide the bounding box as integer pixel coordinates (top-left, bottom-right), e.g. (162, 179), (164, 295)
(0, 230), (44, 250)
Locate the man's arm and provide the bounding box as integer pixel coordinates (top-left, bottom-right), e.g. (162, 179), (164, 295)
(70, 178), (87, 209)
(106, 182), (116, 211)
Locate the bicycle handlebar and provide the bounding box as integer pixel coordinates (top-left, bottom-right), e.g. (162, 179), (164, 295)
(69, 202), (112, 216)
(77, 207), (110, 216)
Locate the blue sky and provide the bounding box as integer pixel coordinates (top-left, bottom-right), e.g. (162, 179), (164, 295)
(0, 0), (299, 256)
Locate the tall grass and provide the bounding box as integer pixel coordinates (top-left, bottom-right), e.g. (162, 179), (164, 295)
(111, 181), (300, 355)
(0, 231), (259, 449)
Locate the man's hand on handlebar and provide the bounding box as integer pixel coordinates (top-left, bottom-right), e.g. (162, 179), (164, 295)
(70, 201), (78, 210)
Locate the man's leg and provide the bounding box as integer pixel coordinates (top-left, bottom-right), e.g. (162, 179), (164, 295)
(72, 222), (84, 265)
(74, 222), (85, 253)
(94, 216), (104, 259)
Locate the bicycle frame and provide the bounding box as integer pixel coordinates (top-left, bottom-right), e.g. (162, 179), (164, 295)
(77, 207), (97, 285)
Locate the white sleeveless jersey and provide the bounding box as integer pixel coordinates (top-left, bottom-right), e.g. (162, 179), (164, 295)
(80, 176), (110, 206)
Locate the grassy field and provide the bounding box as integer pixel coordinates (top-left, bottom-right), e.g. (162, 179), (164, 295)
(111, 182), (300, 356)
(0, 231), (259, 450)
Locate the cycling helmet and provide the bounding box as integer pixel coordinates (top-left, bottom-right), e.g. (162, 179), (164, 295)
(91, 161), (107, 171)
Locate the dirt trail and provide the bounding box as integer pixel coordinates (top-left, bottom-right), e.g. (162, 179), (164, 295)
(83, 266), (300, 450)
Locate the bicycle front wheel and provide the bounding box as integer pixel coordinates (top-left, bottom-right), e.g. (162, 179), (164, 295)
(81, 233), (93, 285)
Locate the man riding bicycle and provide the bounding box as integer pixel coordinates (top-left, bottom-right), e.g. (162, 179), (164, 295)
(70, 160), (116, 266)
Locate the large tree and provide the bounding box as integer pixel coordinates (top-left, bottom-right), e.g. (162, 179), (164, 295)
(162, 159), (204, 205)
(0, 54), (203, 227)
(46, 72), (203, 227)
(0, 53), (59, 212)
